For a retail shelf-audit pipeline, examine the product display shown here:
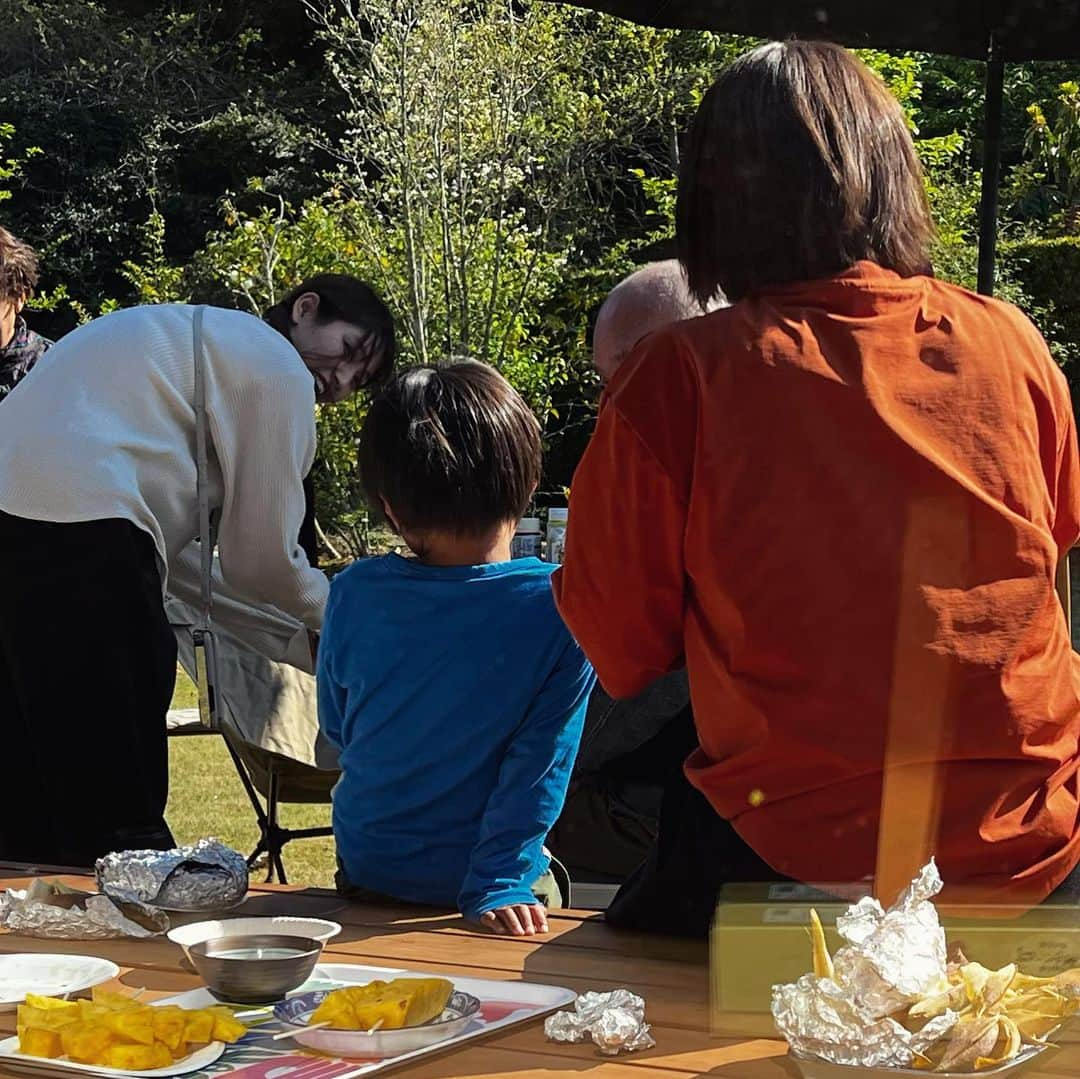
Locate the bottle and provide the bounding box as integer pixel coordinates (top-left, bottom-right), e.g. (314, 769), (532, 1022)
(546, 507), (569, 564)
(511, 517), (542, 560)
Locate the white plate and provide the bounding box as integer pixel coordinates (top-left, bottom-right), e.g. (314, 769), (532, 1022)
(0, 956), (121, 1013)
(166, 917), (342, 953)
(0, 1037), (224, 1078)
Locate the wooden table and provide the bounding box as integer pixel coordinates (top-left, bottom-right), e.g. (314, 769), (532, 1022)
(0, 871), (1077, 1078)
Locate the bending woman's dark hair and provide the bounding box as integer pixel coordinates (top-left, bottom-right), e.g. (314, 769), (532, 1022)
(264, 273), (397, 388)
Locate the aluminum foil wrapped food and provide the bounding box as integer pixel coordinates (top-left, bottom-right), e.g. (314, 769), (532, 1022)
(545, 989), (656, 1055)
(774, 859), (1080, 1072)
(772, 860), (954, 1069)
(96, 838), (248, 911)
(0, 878), (168, 939)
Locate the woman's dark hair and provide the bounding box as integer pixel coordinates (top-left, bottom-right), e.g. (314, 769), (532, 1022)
(677, 40), (934, 305)
(358, 360), (541, 538)
(264, 273), (397, 387)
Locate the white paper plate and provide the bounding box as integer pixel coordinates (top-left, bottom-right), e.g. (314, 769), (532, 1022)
(0, 956), (121, 1012)
(0, 1037), (224, 1078)
(166, 916), (342, 953)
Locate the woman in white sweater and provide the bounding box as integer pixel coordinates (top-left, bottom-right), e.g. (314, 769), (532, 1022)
(0, 274), (394, 867)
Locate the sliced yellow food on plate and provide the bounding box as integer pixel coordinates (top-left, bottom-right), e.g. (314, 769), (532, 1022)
(310, 978), (455, 1031)
(17, 992), (248, 1069)
(18, 1028), (63, 1060)
(60, 1023), (116, 1065)
(101, 1043), (173, 1071)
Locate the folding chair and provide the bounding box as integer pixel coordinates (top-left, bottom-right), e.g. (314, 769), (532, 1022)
(219, 732), (337, 886)
(166, 602), (339, 885)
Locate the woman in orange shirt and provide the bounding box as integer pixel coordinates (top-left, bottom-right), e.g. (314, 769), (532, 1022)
(553, 40), (1080, 936)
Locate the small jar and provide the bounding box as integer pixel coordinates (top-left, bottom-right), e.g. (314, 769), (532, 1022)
(511, 516), (543, 559)
(545, 507), (569, 564)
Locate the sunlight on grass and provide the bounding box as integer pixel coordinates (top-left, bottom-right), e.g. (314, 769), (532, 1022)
(172, 666), (199, 710)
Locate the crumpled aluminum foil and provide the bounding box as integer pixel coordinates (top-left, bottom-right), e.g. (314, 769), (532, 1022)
(545, 989), (656, 1055)
(772, 860), (955, 1069)
(0, 878), (168, 939)
(96, 838), (248, 911)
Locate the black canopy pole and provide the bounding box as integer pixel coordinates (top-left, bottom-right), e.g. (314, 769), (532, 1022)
(976, 37), (1005, 296)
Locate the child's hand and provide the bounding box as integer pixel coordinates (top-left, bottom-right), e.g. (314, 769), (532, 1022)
(478, 903), (549, 936)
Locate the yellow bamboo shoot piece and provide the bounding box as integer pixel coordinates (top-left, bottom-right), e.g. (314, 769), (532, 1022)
(808, 909), (834, 980)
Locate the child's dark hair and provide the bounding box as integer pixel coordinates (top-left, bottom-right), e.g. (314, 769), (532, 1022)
(359, 360), (541, 538)
(264, 273), (397, 388)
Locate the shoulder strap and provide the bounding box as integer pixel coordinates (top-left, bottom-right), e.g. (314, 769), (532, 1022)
(191, 305), (220, 730)
(192, 305), (214, 629)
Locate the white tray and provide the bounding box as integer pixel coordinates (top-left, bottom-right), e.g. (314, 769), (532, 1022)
(162, 961), (578, 1076)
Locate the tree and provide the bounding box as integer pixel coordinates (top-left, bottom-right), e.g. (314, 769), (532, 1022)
(0, 0), (331, 333)
(122, 2), (739, 541)
(1023, 81), (1080, 229)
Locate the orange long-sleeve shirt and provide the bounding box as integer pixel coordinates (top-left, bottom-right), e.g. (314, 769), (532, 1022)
(553, 262), (1080, 906)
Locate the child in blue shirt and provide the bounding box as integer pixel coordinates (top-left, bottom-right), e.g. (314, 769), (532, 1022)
(317, 360), (595, 936)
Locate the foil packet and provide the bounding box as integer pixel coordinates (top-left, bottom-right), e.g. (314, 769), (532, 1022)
(0, 878), (168, 939)
(545, 989), (656, 1055)
(772, 861), (953, 1069)
(96, 838), (248, 912)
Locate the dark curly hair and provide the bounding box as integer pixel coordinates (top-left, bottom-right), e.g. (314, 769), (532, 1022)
(0, 227), (40, 305)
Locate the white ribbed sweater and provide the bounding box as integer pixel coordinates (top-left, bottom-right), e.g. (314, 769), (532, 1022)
(0, 304), (329, 629)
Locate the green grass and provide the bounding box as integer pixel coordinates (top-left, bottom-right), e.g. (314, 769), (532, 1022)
(167, 669), (337, 887)
(172, 666), (199, 710)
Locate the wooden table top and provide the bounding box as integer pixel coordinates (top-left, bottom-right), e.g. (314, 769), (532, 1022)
(0, 870), (1077, 1078)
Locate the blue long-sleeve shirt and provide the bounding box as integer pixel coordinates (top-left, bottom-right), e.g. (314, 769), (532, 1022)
(317, 554), (595, 920)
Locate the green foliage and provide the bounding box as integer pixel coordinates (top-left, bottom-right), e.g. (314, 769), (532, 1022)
(0, 122), (39, 203)
(1022, 82), (1080, 226)
(1002, 236), (1080, 368)
(0, 0), (329, 332)
(857, 50), (922, 121)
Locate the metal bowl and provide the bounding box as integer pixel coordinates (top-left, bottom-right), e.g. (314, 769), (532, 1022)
(189, 933), (323, 1004)
(273, 988), (482, 1057)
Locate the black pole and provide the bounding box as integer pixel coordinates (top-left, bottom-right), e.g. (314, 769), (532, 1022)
(976, 37), (1005, 296)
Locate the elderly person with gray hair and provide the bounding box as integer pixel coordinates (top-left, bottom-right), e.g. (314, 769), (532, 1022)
(547, 259), (724, 889)
(592, 259), (718, 382)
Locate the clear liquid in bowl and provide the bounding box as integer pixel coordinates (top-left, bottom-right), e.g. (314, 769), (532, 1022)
(214, 947), (307, 961)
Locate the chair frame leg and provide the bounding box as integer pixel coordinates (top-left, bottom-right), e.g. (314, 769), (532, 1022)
(175, 725), (333, 887)
(242, 759), (333, 885)
(265, 766), (288, 885)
